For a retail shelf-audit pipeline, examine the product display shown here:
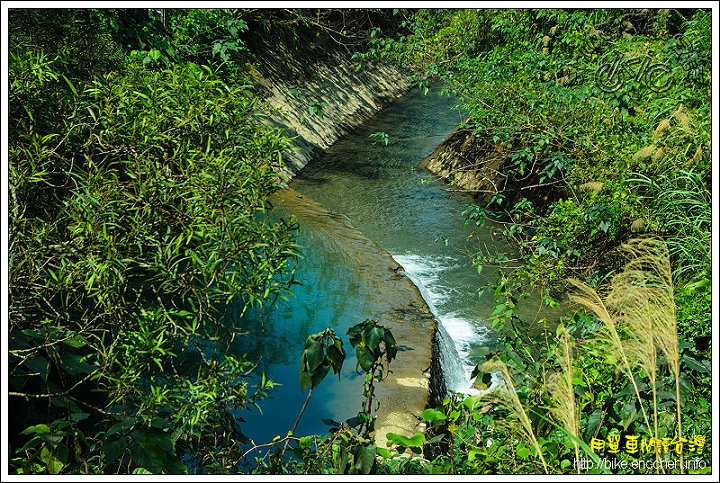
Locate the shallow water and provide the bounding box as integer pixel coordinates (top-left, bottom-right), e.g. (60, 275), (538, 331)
(233, 86), (535, 446)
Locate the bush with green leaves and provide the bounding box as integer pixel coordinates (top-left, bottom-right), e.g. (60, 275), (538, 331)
(352, 7), (711, 475)
(374, 239), (710, 475)
(7, 7), (411, 475)
(365, 8), (709, 289)
(9, 55), (301, 474)
(245, 319), (399, 475)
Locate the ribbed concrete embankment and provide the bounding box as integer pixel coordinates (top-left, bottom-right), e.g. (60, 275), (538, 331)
(251, 50), (414, 181)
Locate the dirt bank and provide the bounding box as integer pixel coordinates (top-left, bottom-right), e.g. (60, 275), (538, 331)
(419, 125), (564, 214)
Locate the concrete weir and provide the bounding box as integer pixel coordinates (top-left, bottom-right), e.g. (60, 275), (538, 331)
(253, 48), (444, 448)
(270, 187), (445, 449)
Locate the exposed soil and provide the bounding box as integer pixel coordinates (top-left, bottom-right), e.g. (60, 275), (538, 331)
(419, 126), (566, 216)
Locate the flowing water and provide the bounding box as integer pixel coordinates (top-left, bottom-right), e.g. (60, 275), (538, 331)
(232, 86), (553, 447)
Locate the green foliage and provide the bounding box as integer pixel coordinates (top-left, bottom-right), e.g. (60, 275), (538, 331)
(8, 8), (128, 84)
(346, 318), (398, 436)
(347, 318), (398, 372)
(8, 6), (712, 476)
(375, 239), (710, 475)
(627, 169), (710, 282)
(170, 9), (249, 62)
(356, 7), (711, 475)
(300, 101), (327, 124)
(370, 7), (710, 295)
(249, 320), (398, 475)
(369, 131), (390, 145)
(9, 19), (298, 472)
(481, 273), (521, 331)
(103, 8), (251, 81)
(299, 328), (345, 392)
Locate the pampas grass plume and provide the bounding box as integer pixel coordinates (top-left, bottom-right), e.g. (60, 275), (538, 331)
(653, 118), (671, 140)
(480, 358), (549, 473)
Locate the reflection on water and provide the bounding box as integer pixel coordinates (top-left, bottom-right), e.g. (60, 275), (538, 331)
(229, 219), (373, 443)
(231, 86), (538, 446)
(289, 86), (510, 392)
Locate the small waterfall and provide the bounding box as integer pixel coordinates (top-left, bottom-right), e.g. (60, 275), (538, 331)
(393, 253), (488, 396)
(238, 84), (529, 444)
(434, 321), (479, 395)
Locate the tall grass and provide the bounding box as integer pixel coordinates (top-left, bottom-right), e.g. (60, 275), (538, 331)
(566, 277), (653, 437)
(567, 237), (683, 473)
(480, 358), (549, 474)
(619, 239), (683, 472)
(545, 327), (581, 473)
(628, 169), (710, 282)
(477, 238), (685, 473)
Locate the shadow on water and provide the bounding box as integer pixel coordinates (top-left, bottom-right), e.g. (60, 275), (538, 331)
(231, 85), (568, 449)
(226, 205), (380, 448)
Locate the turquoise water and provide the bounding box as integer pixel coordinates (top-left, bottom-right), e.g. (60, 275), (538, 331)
(232, 86), (518, 447)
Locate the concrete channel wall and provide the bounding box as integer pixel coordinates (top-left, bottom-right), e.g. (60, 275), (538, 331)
(252, 51), (447, 449)
(269, 188), (446, 451)
(251, 50), (414, 180)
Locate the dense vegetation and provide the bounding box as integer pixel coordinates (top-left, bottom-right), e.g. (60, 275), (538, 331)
(8, 8), (304, 475)
(7, 7), (712, 475)
(360, 8), (712, 475)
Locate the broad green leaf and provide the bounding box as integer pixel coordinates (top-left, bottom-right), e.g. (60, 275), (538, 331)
(366, 326), (384, 353)
(332, 443), (348, 473)
(426, 434), (445, 444)
(62, 352), (95, 376)
(681, 353), (710, 373)
(386, 432), (424, 448)
(353, 444), (376, 474)
(24, 355), (50, 381)
(20, 424), (50, 436)
(376, 447), (392, 459)
(40, 444), (66, 474)
(327, 343), (346, 376)
(516, 443), (531, 459)
(70, 412), (90, 422)
(420, 408), (447, 423)
(301, 337), (324, 372)
(103, 438), (127, 464)
(310, 361), (330, 388)
(298, 436), (313, 450)
(62, 334), (89, 348)
(384, 330), (398, 361)
(356, 346), (375, 372)
(346, 322), (365, 347)
(491, 303), (507, 316)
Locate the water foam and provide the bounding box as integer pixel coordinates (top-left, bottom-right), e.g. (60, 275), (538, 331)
(393, 253), (488, 396)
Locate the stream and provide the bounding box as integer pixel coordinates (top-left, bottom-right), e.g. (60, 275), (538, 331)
(232, 86), (547, 447)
